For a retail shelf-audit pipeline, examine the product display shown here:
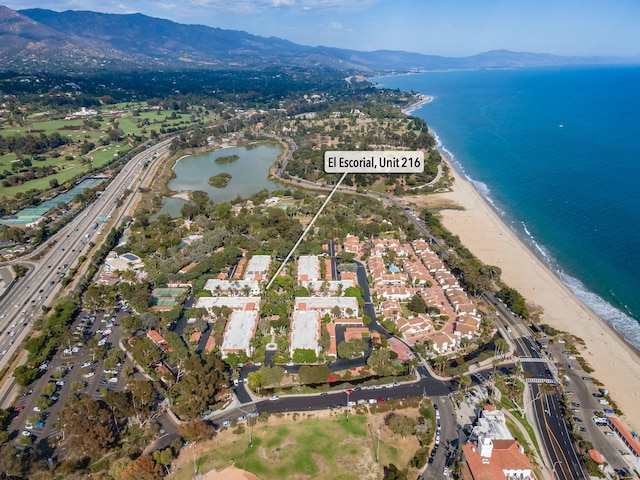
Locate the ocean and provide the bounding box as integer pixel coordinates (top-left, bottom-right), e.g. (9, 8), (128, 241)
(374, 65), (640, 350)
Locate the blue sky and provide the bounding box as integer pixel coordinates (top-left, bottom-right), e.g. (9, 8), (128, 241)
(4, 0), (640, 57)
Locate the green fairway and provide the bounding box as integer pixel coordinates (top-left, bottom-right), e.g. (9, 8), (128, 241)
(0, 103), (209, 200)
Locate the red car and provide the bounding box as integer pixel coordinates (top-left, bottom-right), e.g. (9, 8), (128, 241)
(555, 363), (564, 368)
(14, 405), (24, 412)
(377, 397), (387, 403)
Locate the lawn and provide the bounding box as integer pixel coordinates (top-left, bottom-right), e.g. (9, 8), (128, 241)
(169, 409), (419, 480)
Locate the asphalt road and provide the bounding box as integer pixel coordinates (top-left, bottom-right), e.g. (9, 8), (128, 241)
(487, 293), (589, 479)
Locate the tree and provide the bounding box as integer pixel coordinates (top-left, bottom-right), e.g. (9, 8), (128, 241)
(407, 293), (427, 314)
(121, 455), (163, 480)
(129, 380), (156, 426)
(57, 394), (116, 459)
(384, 463), (408, 480)
(367, 348), (391, 370)
(13, 365), (39, 386)
(298, 364), (330, 385)
(178, 420), (216, 443)
(458, 375), (472, 391)
(0, 443), (25, 478)
(152, 447), (175, 474)
(384, 412), (417, 438)
(494, 338), (509, 358)
(337, 338), (368, 359)
(103, 390), (134, 422)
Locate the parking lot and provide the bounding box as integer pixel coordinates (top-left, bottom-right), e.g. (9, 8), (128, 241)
(8, 306), (132, 452)
(548, 340), (633, 471)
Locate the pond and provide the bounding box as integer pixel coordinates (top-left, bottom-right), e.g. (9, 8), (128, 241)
(156, 142), (285, 217)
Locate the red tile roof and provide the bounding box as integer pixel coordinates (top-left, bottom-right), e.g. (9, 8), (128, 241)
(609, 417), (640, 457)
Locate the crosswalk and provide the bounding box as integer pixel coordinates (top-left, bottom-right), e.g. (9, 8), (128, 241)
(525, 377), (556, 385)
(519, 357), (547, 363)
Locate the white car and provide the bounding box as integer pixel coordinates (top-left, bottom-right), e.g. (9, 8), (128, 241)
(21, 431), (31, 437)
(25, 423), (34, 430)
(84, 372), (95, 378)
(108, 377), (118, 383)
(269, 395), (279, 401)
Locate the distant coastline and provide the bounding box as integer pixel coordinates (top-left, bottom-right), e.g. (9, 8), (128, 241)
(402, 95), (433, 115)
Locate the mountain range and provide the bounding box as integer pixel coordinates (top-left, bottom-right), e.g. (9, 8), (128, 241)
(0, 6), (636, 74)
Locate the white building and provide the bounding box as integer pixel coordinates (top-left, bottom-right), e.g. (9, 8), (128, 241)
(294, 297), (359, 318)
(290, 310), (320, 356)
(203, 279), (261, 296)
(220, 310), (259, 359)
(298, 255), (319, 283)
(195, 296), (260, 313)
(244, 255), (271, 281)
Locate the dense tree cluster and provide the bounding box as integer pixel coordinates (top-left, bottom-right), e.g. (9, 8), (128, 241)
(497, 286), (530, 319)
(168, 352), (227, 420)
(0, 131), (69, 156)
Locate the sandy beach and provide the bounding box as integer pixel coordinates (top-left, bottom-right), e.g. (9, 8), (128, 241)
(406, 159), (640, 432)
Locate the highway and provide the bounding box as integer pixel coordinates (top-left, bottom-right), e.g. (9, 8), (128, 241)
(0, 139), (173, 400)
(487, 293), (588, 479)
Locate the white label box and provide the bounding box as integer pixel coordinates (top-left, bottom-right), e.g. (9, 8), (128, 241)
(324, 151), (424, 173)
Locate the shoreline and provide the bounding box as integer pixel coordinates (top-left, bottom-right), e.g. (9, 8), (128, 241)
(406, 150), (640, 432)
(402, 95), (433, 115)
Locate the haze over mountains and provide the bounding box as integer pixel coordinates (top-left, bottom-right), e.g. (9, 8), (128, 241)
(0, 6), (637, 74)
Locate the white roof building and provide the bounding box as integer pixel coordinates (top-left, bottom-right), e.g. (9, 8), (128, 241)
(203, 279), (261, 296)
(470, 407), (514, 442)
(104, 252), (143, 272)
(298, 255), (319, 283)
(220, 310), (259, 358)
(244, 255), (271, 281)
(294, 297), (359, 317)
(303, 280), (354, 295)
(195, 296), (261, 312)
(290, 310), (320, 355)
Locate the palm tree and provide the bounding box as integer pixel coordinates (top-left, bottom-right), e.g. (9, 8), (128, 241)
(458, 374), (472, 391)
(494, 338), (509, 359)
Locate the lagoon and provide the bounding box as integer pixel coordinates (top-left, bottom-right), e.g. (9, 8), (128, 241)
(157, 143), (285, 217)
